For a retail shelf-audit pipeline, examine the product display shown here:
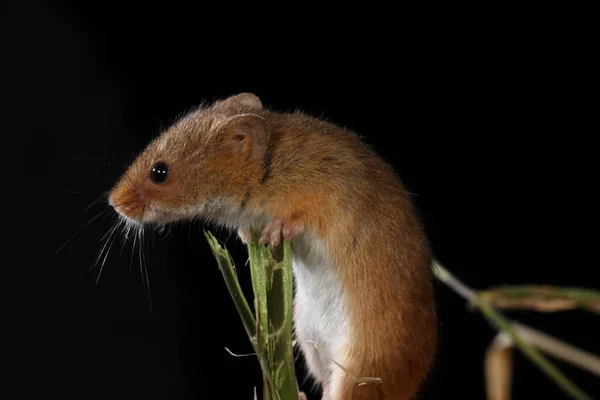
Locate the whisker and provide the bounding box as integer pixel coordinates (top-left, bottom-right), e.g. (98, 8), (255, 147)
(138, 225), (152, 311)
(91, 219), (121, 273)
(119, 225), (129, 255)
(55, 208), (112, 254)
(119, 218), (135, 256)
(95, 228), (118, 286)
(142, 233), (152, 311)
(83, 191), (110, 213)
(99, 217), (120, 243)
(129, 224), (139, 274)
(138, 228), (143, 284)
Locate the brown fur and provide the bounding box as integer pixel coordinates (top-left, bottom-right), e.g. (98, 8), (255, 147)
(109, 93), (437, 400)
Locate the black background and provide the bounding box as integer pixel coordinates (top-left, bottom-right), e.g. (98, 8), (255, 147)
(2, 2), (598, 399)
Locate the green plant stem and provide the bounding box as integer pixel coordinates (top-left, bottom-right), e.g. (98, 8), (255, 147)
(266, 239), (299, 400)
(204, 231), (277, 397)
(246, 232), (276, 399)
(204, 231), (256, 339)
(205, 230), (299, 400)
(432, 260), (594, 400)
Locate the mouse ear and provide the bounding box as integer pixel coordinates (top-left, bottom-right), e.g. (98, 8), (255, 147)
(214, 93), (263, 111)
(222, 113), (269, 160)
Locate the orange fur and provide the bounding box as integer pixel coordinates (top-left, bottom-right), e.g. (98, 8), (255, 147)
(108, 93), (437, 400)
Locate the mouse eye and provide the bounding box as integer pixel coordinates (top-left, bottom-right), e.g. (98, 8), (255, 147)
(150, 161), (169, 184)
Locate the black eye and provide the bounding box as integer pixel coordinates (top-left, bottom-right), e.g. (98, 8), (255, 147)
(150, 161), (169, 183)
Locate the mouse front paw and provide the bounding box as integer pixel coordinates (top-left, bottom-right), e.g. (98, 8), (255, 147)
(259, 218), (302, 246)
(237, 227), (252, 244)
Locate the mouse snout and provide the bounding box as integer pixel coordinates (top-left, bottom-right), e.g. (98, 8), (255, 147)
(108, 184), (147, 221)
(107, 191), (118, 209)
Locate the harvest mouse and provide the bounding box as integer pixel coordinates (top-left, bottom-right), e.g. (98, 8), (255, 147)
(108, 93), (437, 400)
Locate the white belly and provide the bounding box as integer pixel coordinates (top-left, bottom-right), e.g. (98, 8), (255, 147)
(292, 235), (350, 384)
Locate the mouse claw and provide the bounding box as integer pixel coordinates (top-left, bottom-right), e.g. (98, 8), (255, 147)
(259, 218), (301, 246)
(260, 219), (283, 246)
(238, 227), (252, 244)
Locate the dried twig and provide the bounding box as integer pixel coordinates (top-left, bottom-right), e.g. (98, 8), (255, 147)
(485, 332), (514, 400)
(432, 260), (594, 400)
(478, 285), (600, 314)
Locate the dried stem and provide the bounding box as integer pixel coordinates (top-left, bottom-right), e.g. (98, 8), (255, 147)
(478, 285), (600, 314)
(432, 260), (594, 400)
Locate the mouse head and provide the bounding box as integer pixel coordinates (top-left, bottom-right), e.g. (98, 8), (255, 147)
(108, 93), (269, 226)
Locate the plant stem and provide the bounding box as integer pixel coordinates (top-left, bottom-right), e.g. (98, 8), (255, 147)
(266, 240), (299, 399)
(246, 232), (276, 398)
(204, 231), (277, 397)
(479, 285), (600, 314)
(204, 231), (256, 340)
(205, 230), (299, 400)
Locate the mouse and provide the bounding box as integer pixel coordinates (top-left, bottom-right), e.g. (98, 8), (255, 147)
(108, 93), (437, 400)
